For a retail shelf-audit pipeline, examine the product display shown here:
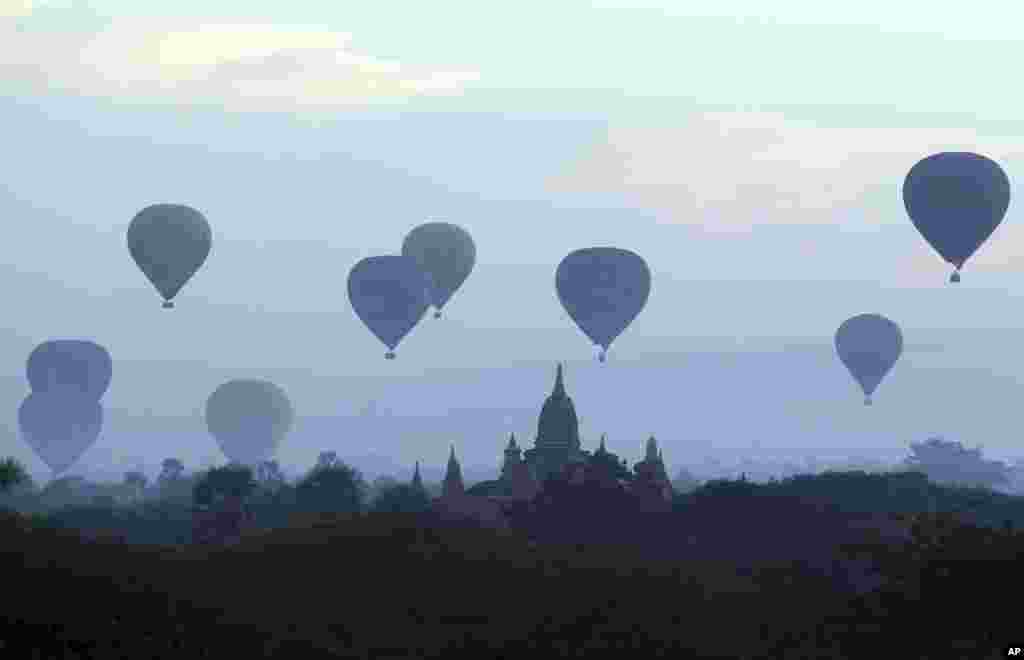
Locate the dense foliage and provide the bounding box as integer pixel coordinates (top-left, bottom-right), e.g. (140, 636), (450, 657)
(0, 457), (28, 494)
(2, 456), (1022, 657)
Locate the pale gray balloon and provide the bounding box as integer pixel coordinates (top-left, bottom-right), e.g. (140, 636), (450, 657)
(19, 391), (103, 475)
(205, 380), (294, 466)
(401, 222), (475, 318)
(835, 314), (903, 405)
(127, 204), (212, 308)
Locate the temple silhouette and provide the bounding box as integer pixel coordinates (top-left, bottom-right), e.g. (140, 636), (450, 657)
(426, 363), (673, 527)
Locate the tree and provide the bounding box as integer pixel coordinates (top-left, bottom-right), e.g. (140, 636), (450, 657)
(124, 471), (148, 502)
(672, 468), (701, 494)
(0, 457), (29, 494)
(191, 464), (258, 546)
(295, 460), (366, 515)
(372, 475), (400, 491)
(371, 483), (431, 514)
(255, 460), (287, 491)
(370, 474), (400, 502)
(154, 458), (194, 501)
(192, 464), (258, 509)
(316, 451), (340, 470)
(248, 481), (297, 531)
(40, 475), (91, 509)
(91, 494), (116, 508)
(157, 458), (185, 487)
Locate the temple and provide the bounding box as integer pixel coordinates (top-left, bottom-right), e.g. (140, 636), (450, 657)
(430, 363), (674, 526)
(522, 363), (588, 483)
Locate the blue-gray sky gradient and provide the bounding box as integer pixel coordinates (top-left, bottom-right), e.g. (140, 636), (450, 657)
(3, 3), (1024, 482)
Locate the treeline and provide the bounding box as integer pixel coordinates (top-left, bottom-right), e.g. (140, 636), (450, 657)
(2, 493), (1019, 657)
(2, 446), (1022, 656)
(0, 453), (434, 547)
(5, 463), (1024, 554)
(685, 470), (1024, 528)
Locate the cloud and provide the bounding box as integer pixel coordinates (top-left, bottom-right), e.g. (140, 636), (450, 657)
(548, 111), (1024, 235)
(0, 0), (34, 18)
(0, 19), (480, 109)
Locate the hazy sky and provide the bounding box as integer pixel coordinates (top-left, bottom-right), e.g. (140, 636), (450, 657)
(4, 2), (1024, 482)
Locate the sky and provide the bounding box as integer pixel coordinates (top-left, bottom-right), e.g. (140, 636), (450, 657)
(4, 1), (1024, 483)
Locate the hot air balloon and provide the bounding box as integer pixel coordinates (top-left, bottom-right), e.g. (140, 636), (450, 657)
(19, 391), (103, 475)
(26, 340), (112, 400)
(127, 204), (212, 308)
(205, 380), (294, 466)
(347, 255), (432, 359)
(556, 248), (651, 362)
(835, 314), (903, 405)
(401, 222), (476, 319)
(903, 152), (1011, 283)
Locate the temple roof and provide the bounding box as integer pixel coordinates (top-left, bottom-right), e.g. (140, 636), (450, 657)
(535, 363), (580, 450)
(443, 445), (464, 495)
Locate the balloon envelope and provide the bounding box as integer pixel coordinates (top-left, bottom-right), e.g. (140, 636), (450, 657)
(903, 152), (1010, 271)
(835, 314), (903, 401)
(27, 340), (112, 400)
(127, 204), (212, 304)
(205, 380), (293, 466)
(19, 391), (103, 475)
(347, 256), (432, 353)
(556, 248), (651, 351)
(401, 222), (476, 313)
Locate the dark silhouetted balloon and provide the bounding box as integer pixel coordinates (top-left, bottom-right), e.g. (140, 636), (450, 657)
(26, 340), (112, 400)
(19, 391), (103, 475)
(127, 204), (212, 308)
(205, 380), (293, 466)
(401, 222), (476, 319)
(556, 248), (651, 361)
(835, 314), (903, 405)
(347, 256), (432, 359)
(903, 152), (1011, 283)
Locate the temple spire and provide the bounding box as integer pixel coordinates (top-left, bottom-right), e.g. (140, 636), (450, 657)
(443, 445), (464, 497)
(655, 448), (670, 483)
(552, 363), (565, 398)
(502, 432), (524, 479)
(411, 460), (424, 491)
(599, 433), (607, 453)
(532, 361), (581, 479)
(645, 435), (659, 461)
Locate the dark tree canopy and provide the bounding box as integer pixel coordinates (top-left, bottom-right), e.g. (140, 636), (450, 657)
(672, 468), (701, 493)
(295, 461), (366, 515)
(158, 458), (185, 484)
(0, 457), (29, 494)
(124, 471), (147, 489)
(371, 483), (431, 514)
(193, 464), (257, 509)
(255, 460), (287, 490)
